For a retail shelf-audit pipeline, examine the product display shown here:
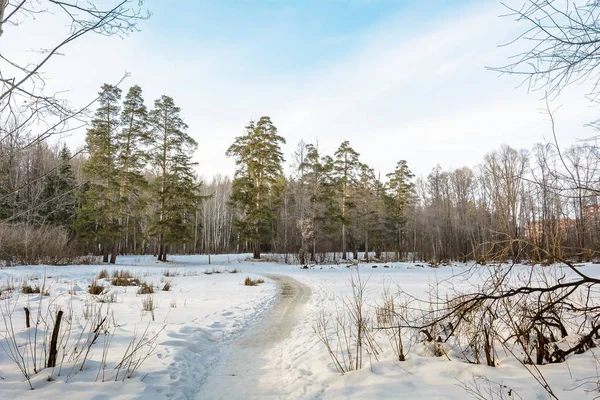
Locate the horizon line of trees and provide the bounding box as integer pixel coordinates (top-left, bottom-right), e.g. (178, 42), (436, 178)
(1, 86), (599, 265)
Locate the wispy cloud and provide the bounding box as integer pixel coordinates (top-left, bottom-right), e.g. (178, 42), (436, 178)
(12, 0), (597, 179)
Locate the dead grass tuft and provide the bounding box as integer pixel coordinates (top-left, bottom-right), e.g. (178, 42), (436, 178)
(137, 282), (154, 295)
(244, 276), (264, 286)
(161, 280), (173, 291)
(97, 269), (109, 279)
(111, 269), (140, 286)
(88, 279), (105, 295)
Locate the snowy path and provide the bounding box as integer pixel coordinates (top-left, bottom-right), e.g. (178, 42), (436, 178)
(196, 274), (311, 400)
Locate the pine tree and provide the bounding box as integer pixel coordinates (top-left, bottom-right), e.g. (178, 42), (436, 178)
(117, 85), (151, 254)
(385, 160), (415, 260)
(149, 95), (201, 261)
(74, 84), (122, 263)
(298, 142), (333, 262)
(354, 163), (379, 261)
(226, 116), (285, 259)
(40, 145), (77, 228)
(332, 141), (361, 260)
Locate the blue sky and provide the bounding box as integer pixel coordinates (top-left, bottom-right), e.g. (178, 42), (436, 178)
(11, 0), (596, 179)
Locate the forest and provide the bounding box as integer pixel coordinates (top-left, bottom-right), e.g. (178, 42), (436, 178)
(5, 2), (600, 400)
(1, 0), (599, 268)
(1, 93), (597, 266)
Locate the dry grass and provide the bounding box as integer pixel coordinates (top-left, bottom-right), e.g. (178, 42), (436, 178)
(244, 276), (264, 286)
(88, 278), (105, 295)
(97, 269), (109, 279)
(161, 280), (173, 291)
(163, 269), (179, 277)
(21, 281), (49, 296)
(137, 282), (154, 295)
(142, 296), (156, 321)
(113, 269), (133, 279)
(228, 268), (240, 274)
(96, 293), (117, 303)
(141, 295), (155, 311)
(111, 269), (140, 286)
(169, 299), (177, 308)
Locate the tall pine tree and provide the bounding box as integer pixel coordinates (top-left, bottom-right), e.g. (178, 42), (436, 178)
(332, 141), (361, 260)
(149, 95), (201, 261)
(385, 160), (415, 260)
(117, 85), (151, 254)
(226, 116), (285, 259)
(74, 84), (122, 263)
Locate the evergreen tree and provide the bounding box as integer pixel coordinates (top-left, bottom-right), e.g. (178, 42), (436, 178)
(74, 84), (122, 263)
(354, 163), (379, 261)
(385, 160), (415, 260)
(226, 116), (285, 259)
(332, 141), (361, 259)
(117, 85), (151, 254)
(298, 143), (336, 262)
(41, 145), (77, 228)
(149, 95), (201, 261)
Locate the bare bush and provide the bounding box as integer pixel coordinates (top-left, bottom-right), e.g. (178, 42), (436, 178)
(0, 223), (82, 266)
(313, 270), (380, 374)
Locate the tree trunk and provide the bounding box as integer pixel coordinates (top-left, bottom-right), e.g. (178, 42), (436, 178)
(253, 240), (260, 259)
(109, 241), (117, 264)
(102, 245), (109, 263)
(47, 310), (64, 368)
(158, 244), (164, 261)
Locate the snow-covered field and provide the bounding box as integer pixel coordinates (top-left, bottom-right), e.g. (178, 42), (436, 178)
(1, 255), (599, 399)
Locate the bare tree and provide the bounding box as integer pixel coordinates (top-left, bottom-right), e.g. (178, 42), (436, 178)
(491, 0), (600, 99)
(0, 1), (149, 188)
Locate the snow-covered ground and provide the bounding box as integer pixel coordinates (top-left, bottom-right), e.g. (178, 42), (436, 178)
(1, 255), (599, 399)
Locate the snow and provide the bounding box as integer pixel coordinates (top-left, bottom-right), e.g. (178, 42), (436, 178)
(1, 255), (600, 399)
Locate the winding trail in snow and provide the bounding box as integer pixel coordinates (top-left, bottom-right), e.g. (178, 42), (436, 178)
(196, 274), (311, 400)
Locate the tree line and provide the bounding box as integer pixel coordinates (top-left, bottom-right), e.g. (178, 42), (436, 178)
(222, 127), (600, 264)
(1, 86), (599, 265)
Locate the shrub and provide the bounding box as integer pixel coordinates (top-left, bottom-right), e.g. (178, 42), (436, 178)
(0, 223), (80, 266)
